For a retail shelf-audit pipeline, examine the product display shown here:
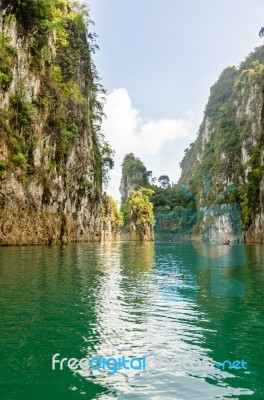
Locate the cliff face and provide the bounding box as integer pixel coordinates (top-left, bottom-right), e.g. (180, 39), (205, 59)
(179, 46), (264, 243)
(119, 154), (154, 241)
(129, 189), (154, 242)
(0, 1), (104, 244)
(100, 195), (122, 242)
(119, 153), (150, 203)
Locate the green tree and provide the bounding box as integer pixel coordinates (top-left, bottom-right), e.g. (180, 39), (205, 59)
(129, 188), (155, 241)
(158, 175), (170, 189)
(120, 153), (151, 202)
(101, 195), (123, 233)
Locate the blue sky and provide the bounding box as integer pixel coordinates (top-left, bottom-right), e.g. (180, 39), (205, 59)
(86, 0), (264, 200)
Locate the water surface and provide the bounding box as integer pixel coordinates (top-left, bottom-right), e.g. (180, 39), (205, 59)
(1, 242), (264, 399)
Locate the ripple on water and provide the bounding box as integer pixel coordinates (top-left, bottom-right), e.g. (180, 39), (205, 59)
(0, 242), (263, 399)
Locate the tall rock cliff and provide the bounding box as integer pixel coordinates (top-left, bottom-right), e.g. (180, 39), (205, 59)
(119, 153), (150, 202)
(0, 0), (107, 244)
(179, 46), (264, 243)
(100, 194), (122, 242)
(120, 154), (154, 241)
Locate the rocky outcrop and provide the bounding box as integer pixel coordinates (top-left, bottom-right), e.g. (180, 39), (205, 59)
(179, 47), (264, 243)
(120, 155), (154, 241)
(196, 204), (244, 243)
(130, 221), (154, 241)
(0, 1), (104, 245)
(100, 195), (122, 242)
(119, 153), (150, 203)
(128, 188), (154, 241)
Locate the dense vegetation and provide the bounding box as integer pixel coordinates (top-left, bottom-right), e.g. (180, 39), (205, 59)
(101, 194), (123, 235)
(120, 153), (151, 202)
(179, 46), (264, 230)
(121, 188), (154, 240)
(120, 153), (197, 236)
(0, 0), (113, 191)
(120, 44), (264, 239)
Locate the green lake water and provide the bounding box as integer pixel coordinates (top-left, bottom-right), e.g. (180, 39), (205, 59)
(1, 242), (264, 399)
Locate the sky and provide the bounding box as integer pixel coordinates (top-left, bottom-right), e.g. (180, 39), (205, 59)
(86, 0), (264, 201)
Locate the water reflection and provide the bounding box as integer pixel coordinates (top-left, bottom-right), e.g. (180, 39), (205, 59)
(76, 242), (257, 399)
(77, 243), (155, 392)
(0, 242), (263, 399)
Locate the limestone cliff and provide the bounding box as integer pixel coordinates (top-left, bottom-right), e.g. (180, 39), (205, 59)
(119, 153), (150, 203)
(129, 188), (154, 241)
(100, 194), (122, 242)
(179, 46), (264, 243)
(0, 1), (108, 244)
(119, 154), (154, 240)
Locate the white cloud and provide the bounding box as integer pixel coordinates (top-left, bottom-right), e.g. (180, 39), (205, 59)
(102, 88), (190, 155)
(101, 88), (194, 201)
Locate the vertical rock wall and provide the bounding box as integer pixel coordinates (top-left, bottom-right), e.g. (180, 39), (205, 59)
(0, 2), (103, 245)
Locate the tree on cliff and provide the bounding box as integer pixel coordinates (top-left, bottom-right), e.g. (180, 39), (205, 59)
(120, 153), (152, 202)
(158, 175), (170, 189)
(101, 195), (123, 240)
(0, 0), (115, 244)
(129, 188), (155, 241)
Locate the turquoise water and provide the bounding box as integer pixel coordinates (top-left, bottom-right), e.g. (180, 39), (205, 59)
(1, 242), (264, 399)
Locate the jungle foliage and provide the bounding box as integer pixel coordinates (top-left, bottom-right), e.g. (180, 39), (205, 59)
(179, 47), (264, 228)
(0, 0), (113, 190)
